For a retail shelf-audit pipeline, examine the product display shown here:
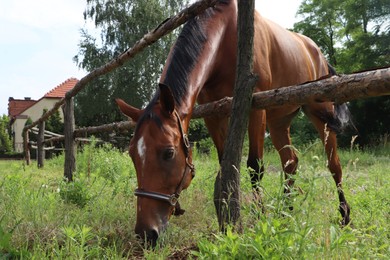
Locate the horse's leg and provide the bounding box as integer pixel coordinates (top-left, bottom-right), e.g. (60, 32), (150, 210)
(267, 111), (299, 209)
(203, 116), (229, 162)
(203, 116), (230, 230)
(247, 109), (266, 205)
(303, 104), (351, 225)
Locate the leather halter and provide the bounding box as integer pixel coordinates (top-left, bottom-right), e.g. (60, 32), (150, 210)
(134, 111), (195, 207)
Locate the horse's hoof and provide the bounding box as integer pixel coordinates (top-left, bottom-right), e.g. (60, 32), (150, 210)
(339, 202), (351, 226)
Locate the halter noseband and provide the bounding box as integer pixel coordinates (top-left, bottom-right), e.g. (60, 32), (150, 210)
(134, 111), (195, 208)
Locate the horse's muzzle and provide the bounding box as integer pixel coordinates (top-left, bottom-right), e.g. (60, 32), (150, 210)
(135, 221), (168, 247)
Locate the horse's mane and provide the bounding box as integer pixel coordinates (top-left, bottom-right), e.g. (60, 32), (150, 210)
(136, 0), (230, 129)
(162, 0), (231, 106)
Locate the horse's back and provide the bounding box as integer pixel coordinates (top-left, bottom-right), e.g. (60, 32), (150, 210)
(253, 13), (329, 92)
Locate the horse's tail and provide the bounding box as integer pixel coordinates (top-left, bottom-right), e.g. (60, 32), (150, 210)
(326, 64), (355, 133)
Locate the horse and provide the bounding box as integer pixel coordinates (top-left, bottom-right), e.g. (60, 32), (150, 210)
(116, 0), (351, 245)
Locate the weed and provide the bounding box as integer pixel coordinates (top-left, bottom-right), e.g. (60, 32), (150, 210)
(59, 178), (91, 208)
(0, 146), (388, 258)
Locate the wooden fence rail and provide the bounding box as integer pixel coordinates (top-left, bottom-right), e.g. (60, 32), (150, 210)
(32, 66), (390, 180)
(40, 67), (390, 144)
(193, 67), (390, 118)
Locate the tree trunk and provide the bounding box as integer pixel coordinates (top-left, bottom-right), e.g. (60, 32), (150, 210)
(215, 0), (258, 232)
(63, 98), (76, 182)
(37, 121), (45, 168)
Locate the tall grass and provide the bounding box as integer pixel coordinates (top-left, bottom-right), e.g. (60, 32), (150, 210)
(0, 141), (389, 259)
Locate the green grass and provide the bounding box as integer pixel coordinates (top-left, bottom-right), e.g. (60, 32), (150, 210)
(0, 141), (389, 259)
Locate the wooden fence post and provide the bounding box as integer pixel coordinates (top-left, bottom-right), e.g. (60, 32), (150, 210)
(215, 0), (257, 232)
(23, 129), (31, 165)
(37, 121), (45, 168)
(63, 98), (76, 182)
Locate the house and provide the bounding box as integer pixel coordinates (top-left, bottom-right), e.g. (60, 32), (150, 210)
(8, 78), (79, 152)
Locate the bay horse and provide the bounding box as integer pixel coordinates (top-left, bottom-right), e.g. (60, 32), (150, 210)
(116, 0), (351, 245)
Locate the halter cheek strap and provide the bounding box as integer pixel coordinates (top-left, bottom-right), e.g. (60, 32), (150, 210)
(134, 111), (195, 212)
(134, 189), (179, 206)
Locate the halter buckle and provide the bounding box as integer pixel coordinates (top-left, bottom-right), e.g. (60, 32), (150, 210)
(183, 134), (190, 149)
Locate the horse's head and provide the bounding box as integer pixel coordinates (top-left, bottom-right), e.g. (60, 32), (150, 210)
(116, 83), (195, 246)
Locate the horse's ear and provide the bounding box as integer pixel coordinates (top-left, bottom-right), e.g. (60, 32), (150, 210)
(159, 83), (175, 115)
(115, 98), (142, 122)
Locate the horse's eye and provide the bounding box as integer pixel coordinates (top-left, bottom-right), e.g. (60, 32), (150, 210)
(163, 148), (175, 161)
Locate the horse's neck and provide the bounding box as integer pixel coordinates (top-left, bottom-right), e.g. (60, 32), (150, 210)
(161, 2), (237, 130)
(179, 28), (228, 116)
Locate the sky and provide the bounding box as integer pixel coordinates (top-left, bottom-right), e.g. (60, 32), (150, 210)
(0, 0), (302, 116)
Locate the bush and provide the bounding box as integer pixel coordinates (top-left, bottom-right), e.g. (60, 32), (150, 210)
(0, 151), (23, 159)
(0, 115), (12, 153)
(77, 139), (133, 183)
(59, 179), (91, 208)
(188, 119), (209, 143)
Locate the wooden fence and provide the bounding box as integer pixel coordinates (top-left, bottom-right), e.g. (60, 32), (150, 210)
(22, 0), (390, 181)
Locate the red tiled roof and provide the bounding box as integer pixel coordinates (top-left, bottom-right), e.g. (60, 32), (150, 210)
(44, 78), (79, 98)
(8, 98), (37, 117)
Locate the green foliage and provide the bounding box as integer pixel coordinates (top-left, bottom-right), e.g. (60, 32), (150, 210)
(188, 118), (212, 153)
(0, 115), (12, 153)
(61, 225), (97, 259)
(0, 145), (388, 258)
(194, 146), (390, 259)
(0, 224), (13, 257)
(76, 138), (133, 183)
(0, 223), (28, 259)
(59, 179), (91, 208)
(290, 110), (318, 146)
(74, 0), (189, 127)
(188, 118), (209, 143)
(196, 137), (215, 154)
(44, 109), (64, 134)
(347, 96), (390, 147)
(294, 0), (390, 147)
(294, 0), (343, 65)
(24, 117), (32, 127)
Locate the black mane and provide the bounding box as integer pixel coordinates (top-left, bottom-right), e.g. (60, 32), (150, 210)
(161, 14), (208, 105)
(162, 0), (230, 105)
(137, 0), (230, 128)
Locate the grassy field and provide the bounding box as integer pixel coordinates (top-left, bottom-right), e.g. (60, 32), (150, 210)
(0, 141), (389, 259)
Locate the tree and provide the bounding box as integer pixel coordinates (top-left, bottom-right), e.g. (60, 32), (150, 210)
(294, 0), (390, 147)
(74, 0), (189, 127)
(294, 0), (344, 65)
(44, 109), (64, 134)
(0, 115), (12, 153)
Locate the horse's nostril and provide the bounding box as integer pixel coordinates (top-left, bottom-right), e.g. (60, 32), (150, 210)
(146, 229), (158, 246)
(137, 228), (159, 247)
